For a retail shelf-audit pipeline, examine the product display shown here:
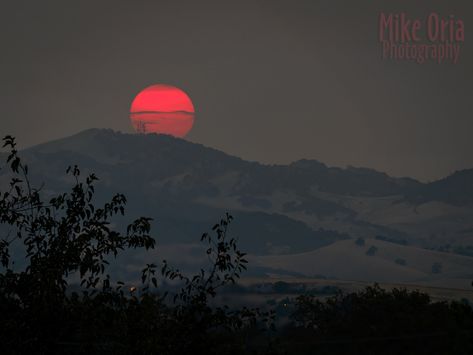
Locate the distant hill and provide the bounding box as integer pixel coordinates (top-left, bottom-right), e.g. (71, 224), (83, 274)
(3, 129), (473, 259)
(252, 238), (473, 288)
(411, 169), (473, 206)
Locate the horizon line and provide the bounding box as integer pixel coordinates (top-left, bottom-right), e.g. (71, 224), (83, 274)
(130, 110), (195, 115)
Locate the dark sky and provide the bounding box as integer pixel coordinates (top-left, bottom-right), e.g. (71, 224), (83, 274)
(1, 0), (472, 181)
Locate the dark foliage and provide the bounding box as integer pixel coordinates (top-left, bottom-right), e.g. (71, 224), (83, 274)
(366, 245), (378, 256)
(431, 262), (443, 274)
(375, 235), (408, 246)
(288, 284), (473, 354)
(0, 136), (272, 354)
(395, 258), (407, 266)
(354, 237), (365, 246)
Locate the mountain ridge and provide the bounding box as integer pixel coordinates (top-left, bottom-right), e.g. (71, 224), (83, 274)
(2, 128), (473, 285)
(26, 128), (473, 191)
(3, 128), (472, 254)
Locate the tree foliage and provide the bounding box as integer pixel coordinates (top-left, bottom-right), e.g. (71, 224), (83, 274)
(289, 284), (473, 354)
(0, 136), (271, 354)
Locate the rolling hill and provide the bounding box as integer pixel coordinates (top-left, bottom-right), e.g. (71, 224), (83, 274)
(1, 128), (473, 285)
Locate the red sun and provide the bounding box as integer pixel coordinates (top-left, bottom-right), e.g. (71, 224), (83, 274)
(129, 84), (195, 138)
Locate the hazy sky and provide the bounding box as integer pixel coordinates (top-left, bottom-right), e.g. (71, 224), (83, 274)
(1, 0), (472, 181)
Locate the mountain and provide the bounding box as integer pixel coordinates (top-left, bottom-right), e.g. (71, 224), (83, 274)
(412, 169), (473, 206)
(2, 128), (473, 285)
(9, 129), (473, 251)
(12, 129), (349, 255)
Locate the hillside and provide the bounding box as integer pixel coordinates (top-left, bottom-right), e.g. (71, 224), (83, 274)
(253, 239), (473, 289)
(1, 129), (472, 285)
